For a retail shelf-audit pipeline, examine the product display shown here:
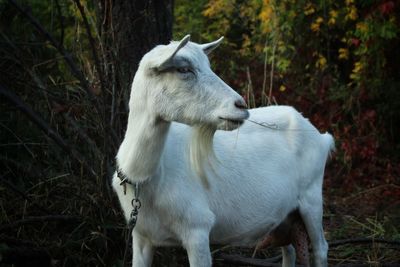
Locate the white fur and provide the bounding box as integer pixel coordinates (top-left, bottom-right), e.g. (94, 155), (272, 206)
(113, 35), (333, 267)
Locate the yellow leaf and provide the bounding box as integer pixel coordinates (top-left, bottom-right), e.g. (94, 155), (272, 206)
(353, 61), (363, 73)
(315, 55), (327, 69)
(329, 10), (338, 18)
(345, 6), (358, 21)
(311, 17), (324, 32)
(328, 10), (338, 26)
(259, 0), (274, 33)
(338, 48), (349, 60)
(304, 3), (315, 16)
(356, 22), (368, 33)
(311, 22), (321, 32)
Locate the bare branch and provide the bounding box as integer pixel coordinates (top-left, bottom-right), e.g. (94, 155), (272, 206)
(54, 0), (65, 47)
(215, 253), (288, 267)
(7, 0), (102, 118)
(267, 38), (277, 106)
(0, 246), (52, 266)
(329, 237), (400, 247)
(215, 253), (399, 267)
(0, 84), (97, 177)
(0, 174), (50, 215)
(215, 238), (400, 267)
(73, 0), (106, 95)
(63, 113), (103, 160)
(0, 215), (81, 232)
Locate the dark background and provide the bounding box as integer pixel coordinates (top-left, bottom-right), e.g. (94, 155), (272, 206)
(1, 0), (399, 266)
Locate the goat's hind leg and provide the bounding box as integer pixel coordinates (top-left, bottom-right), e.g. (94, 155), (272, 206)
(299, 188), (328, 267)
(281, 245), (296, 267)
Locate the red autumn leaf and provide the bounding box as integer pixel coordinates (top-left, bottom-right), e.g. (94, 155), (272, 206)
(351, 38), (360, 47)
(379, 1), (395, 15)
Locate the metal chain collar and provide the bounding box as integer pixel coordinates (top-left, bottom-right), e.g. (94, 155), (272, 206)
(128, 182), (141, 227)
(117, 168), (141, 266)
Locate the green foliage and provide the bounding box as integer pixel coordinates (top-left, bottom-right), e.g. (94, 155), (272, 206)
(174, 0), (208, 41)
(174, 0), (400, 190)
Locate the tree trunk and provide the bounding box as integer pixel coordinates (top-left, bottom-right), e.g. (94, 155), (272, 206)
(99, 0), (174, 94)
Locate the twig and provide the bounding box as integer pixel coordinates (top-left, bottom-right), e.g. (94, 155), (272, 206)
(54, 0), (64, 48)
(331, 265), (399, 267)
(0, 155), (41, 178)
(73, 0), (120, 189)
(214, 237), (400, 266)
(0, 215), (81, 232)
(0, 84), (97, 177)
(73, 0), (107, 124)
(0, 174), (50, 214)
(329, 238), (400, 247)
(215, 253), (399, 267)
(73, 0), (105, 93)
(63, 113), (103, 160)
(246, 66), (256, 108)
(0, 236), (83, 265)
(7, 0), (102, 118)
(26, 173), (70, 193)
(110, 63), (117, 126)
(342, 183), (400, 202)
(215, 253), (288, 267)
(267, 38), (277, 106)
(0, 236), (37, 247)
(0, 122), (35, 158)
(0, 246), (52, 266)
(261, 38), (268, 106)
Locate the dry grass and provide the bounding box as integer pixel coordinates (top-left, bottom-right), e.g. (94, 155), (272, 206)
(2, 164), (399, 266)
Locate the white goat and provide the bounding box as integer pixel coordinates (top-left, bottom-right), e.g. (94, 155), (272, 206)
(113, 35), (334, 267)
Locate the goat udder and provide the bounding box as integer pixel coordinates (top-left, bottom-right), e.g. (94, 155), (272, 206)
(256, 219), (310, 266)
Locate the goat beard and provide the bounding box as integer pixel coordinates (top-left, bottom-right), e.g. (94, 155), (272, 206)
(189, 125), (217, 188)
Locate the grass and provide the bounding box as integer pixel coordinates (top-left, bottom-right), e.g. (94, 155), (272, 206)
(1, 146), (399, 266)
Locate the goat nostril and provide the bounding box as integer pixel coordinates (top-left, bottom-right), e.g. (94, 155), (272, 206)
(235, 99), (248, 109)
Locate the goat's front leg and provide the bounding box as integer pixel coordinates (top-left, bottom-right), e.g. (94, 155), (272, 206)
(132, 232), (154, 267)
(183, 229), (212, 267)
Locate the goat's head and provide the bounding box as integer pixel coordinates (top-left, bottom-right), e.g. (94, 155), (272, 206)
(134, 35), (249, 131)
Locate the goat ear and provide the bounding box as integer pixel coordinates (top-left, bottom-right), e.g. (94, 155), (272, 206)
(158, 35), (191, 70)
(200, 37), (224, 55)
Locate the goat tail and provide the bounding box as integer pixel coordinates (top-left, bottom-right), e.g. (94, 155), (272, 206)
(322, 132), (335, 160)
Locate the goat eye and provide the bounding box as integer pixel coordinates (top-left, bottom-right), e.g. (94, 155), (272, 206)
(176, 67), (191, 74)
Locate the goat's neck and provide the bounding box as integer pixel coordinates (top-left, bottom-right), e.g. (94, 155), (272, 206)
(116, 102), (170, 183)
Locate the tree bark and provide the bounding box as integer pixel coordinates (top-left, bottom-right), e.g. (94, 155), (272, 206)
(99, 0), (174, 92)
